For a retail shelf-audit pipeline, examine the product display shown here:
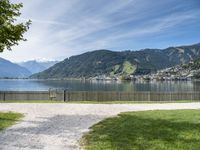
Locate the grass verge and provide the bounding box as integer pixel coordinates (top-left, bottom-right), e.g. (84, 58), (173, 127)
(0, 112), (23, 131)
(82, 110), (200, 150)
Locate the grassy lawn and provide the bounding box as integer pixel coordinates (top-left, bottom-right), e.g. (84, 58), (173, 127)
(0, 112), (23, 131)
(82, 110), (200, 150)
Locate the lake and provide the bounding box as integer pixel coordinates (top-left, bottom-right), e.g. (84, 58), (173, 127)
(0, 79), (200, 92)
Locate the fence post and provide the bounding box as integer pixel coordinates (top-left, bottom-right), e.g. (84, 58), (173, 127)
(3, 92), (5, 101)
(49, 88), (51, 100)
(170, 92), (172, 101)
(63, 90), (66, 102)
(148, 92), (150, 102)
(118, 92), (121, 101)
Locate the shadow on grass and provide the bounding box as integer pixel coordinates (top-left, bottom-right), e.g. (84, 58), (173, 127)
(83, 110), (200, 150)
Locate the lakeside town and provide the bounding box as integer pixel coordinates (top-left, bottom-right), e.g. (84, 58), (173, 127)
(91, 61), (199, 82)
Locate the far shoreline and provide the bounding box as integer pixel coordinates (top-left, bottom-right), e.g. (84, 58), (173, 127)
(1, 77), (200, 83)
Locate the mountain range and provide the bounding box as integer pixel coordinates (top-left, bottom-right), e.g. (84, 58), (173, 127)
(0, 58), (31, 78)
(0, 58), (58, 78)
(18, 60), (59, 74)
(31, 43), (200, 79)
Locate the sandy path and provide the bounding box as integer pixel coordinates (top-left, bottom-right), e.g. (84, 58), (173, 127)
(0, 103), (200, 150)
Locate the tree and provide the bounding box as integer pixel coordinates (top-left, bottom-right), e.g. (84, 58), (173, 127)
(0, 0), (31, 52)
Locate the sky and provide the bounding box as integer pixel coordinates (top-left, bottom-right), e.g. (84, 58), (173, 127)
(0, 0), (200, 62)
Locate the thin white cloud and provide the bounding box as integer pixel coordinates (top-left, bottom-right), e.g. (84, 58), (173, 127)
(19, 18), (69, 26)
(103, 10), (200, 41)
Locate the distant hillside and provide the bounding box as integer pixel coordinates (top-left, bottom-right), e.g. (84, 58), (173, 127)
(150, 56), (200, 80)
(0, 58), (31, 78)
(18, 60), (59, 74)
(179, 57), (200, 79)
(31, 43), (200, 79)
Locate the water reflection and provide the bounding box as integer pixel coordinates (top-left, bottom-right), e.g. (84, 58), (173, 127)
(0, 79), (198, 92)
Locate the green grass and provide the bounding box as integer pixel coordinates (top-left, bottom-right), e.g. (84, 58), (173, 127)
(122, 61), (136, 75)
(0, 112), (23, 131)
(82, 110), (200, 150)
(110, 65), (120, 76)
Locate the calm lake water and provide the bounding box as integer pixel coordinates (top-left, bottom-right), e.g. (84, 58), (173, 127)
(0, 79), (200, 92)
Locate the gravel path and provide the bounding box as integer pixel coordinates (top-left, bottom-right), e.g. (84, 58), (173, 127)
(0, 103), (200, 150)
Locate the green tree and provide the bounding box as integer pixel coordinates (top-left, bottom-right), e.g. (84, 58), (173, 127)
(0, 0), (31, 52)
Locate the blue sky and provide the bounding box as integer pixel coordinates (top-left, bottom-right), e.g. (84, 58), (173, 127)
(0, 0), (200, 62)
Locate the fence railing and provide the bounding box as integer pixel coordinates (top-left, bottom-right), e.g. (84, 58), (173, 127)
(0, 91), (200, 102)
(65, 91), (200, 102)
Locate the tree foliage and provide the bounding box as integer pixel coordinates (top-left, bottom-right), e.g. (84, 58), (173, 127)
(0, 0), (31, 52)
